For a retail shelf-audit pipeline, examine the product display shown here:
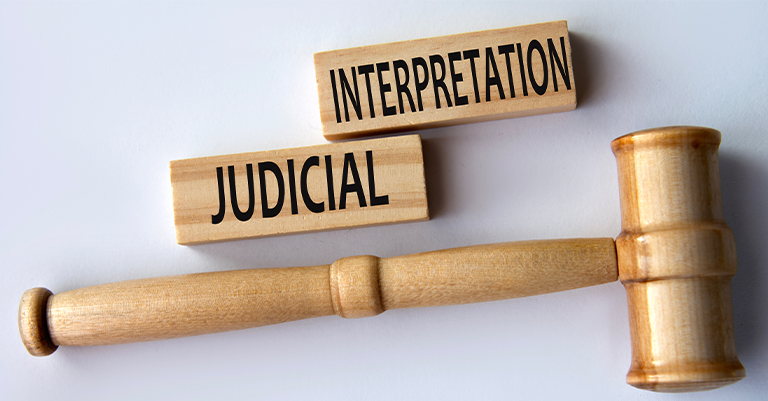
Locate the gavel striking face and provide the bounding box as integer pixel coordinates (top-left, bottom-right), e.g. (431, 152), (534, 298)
(18, 126), (745, 392)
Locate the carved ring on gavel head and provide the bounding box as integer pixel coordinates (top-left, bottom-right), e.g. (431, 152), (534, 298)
(18, 126), (745, 392)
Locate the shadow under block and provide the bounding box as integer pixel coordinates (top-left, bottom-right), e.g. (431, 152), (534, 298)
(314, 20), (576, 141)
(170, 135), (429, 245)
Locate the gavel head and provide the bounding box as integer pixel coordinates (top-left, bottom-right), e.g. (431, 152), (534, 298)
(612, 126), (746, 392)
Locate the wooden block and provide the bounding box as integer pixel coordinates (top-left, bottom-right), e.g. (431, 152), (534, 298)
(170, 135), (429, 244)
(314, 20), (576, 141)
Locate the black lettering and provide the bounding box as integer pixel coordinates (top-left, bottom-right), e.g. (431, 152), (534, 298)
(339, 67), (362, 121)
(258, 162), (284, 219)
(447, 52), (468, 106)
(287, 159), (298, 215)
(412, 57), (429, 111)
(211, 166), (226, 224)
(429, 54), (453, 109)
(376, 62), (397, 117)
(547, 37), (571, 92)
(527, 40), (548, 96)
(462, 49), (481, 103)
(330, 70), (342, 123)
(339, 153), (367, 209)
(516, 43), (528, 96)
(228, 164), (255, 222)
(301, 156), (324, 214)
(393, 60), (416, 114)
(485, 47), (505, 101)
(325, 155), (336, 211)
(366, 151), (389, 206)
(358, 64), (376, 118)
(498, 44), (518, 98)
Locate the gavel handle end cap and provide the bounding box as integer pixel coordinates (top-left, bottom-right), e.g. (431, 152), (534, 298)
(18, 287), (58, 357)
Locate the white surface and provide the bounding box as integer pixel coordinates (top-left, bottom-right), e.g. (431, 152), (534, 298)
(2, 1), (766, 400)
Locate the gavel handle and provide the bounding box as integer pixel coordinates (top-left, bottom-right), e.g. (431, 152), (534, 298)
(19, 238), (617, 356)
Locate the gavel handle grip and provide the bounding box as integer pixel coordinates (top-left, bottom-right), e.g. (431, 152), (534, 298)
(19, 238), (617, 356)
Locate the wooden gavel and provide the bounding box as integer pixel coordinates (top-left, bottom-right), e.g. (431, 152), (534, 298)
(19, 126), (745, 392)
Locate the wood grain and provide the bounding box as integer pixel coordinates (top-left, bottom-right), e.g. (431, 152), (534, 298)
(314, 21), (576, 140)
(22, 238), (617, 351)
(612, 126), (745, 392)
(18, 288), (57, 356)
(19, 126), (746, 394)
(170, 134), (428, 244)
(378, 238), (616, 310)
(48, 266), (334, 346)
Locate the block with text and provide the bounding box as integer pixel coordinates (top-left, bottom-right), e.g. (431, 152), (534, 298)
(171, 135), (429, 244)
(314, 21), (576, 140)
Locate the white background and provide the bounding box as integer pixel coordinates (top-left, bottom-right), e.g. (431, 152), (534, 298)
(2, 1), (766, 400)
